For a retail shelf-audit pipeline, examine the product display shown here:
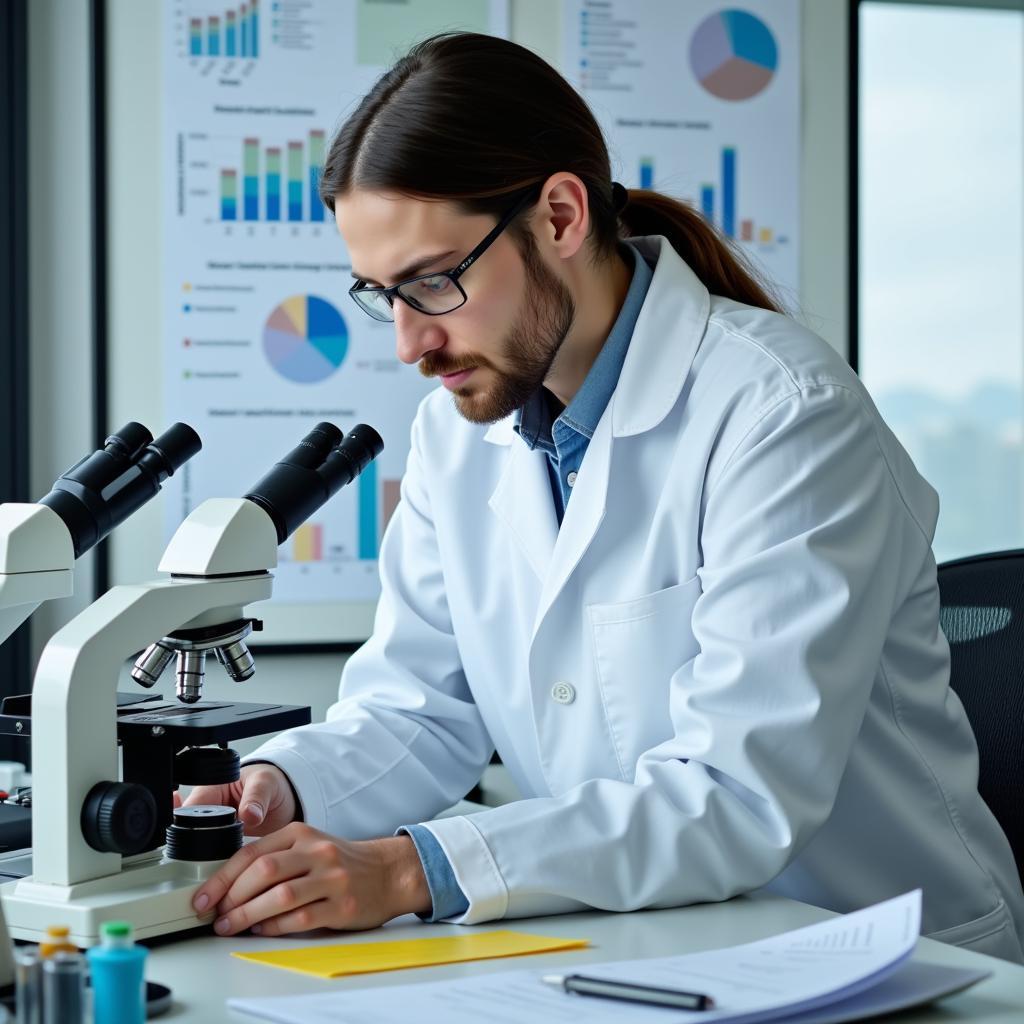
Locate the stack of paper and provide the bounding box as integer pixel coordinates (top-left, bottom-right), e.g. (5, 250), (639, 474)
(230, 891), (990, 1023)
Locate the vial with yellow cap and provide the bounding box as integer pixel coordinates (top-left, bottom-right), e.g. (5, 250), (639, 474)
(38, 925), (77, 958)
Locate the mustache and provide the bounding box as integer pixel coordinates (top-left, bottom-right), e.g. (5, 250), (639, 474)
(419, 354), (487, 378)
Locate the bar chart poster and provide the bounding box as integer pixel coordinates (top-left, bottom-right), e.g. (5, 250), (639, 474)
(162, 1), (510, 642)
(563, 0), (800, 304)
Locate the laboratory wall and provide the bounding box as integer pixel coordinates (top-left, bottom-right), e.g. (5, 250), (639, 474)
(27, 0), (850, 724)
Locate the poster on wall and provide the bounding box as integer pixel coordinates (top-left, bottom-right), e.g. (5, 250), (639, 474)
(161, 0), (509, 644)
(563, 0), (801, 304)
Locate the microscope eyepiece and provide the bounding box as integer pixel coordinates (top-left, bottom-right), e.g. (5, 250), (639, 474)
(244, 422), (384, 544)
(104, 422), (153, 463)
(143, 421), (204, 477)
(39, 422), (203, 558)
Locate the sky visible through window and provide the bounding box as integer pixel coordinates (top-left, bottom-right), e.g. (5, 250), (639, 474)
(859, 2), (1023, 561)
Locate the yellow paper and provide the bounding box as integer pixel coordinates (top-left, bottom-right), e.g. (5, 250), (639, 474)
(232, 929), (589, 979)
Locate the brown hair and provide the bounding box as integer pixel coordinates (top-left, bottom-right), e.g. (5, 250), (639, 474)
(320, 32), (784, 313)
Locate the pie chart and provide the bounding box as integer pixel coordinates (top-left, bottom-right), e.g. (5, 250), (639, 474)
(690, 10), (778, 102)
(263, 295), (348, 384)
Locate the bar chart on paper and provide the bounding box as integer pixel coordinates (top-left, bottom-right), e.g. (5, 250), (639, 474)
(181, 0), (260, 60)
(218, 130), (326, 223)
(633, 147), (786, 248)
(279, 472), (402, 569)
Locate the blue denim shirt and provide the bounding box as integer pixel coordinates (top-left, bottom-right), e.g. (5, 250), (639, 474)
(400, 242), (654, 921)
(514, 242), (654, 522)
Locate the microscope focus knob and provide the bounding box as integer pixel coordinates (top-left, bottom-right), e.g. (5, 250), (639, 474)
(81, 781), (158, 856)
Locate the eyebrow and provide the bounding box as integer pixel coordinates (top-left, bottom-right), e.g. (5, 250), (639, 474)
(350, 250), (457, 287)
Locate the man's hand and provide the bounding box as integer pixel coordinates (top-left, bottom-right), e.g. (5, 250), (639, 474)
(180, 763), (298, 836)
(191, 825), (433, 936)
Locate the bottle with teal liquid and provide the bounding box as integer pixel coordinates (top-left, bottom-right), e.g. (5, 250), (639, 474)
(86, 920), (147, 1024)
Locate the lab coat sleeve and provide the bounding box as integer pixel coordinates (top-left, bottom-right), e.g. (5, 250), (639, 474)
(423, 383), (925, 923)
(241, 409), (494, 838)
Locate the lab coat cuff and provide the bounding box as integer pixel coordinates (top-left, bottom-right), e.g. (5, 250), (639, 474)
(238, 749), (328, 831)
(418, 815), (509, 924)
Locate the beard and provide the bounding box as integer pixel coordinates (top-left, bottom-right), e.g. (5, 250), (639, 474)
(419, 235), (576, 425)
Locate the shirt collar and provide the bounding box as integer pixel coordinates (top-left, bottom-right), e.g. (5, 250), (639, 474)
(515, 241), (654, 450)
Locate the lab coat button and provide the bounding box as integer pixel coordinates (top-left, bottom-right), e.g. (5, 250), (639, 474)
(551, 681), (576, 705)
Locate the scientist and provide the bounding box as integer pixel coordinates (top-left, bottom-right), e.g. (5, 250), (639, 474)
(187, 32), (1024, 961)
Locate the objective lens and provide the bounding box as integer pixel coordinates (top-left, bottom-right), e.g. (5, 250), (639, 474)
(215, 640), (255, 682)
(131, 641), (175, 688)
(176, 650), (205, 704)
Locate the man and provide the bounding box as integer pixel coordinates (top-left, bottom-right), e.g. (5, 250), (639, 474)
(187, 33), (1024, 961)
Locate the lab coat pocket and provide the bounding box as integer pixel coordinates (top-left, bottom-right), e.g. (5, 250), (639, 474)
(588, 575), (702, 776)
(925, 900), (1024, 964)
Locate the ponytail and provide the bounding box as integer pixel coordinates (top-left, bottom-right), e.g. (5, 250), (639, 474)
(618, 189), (785, 314)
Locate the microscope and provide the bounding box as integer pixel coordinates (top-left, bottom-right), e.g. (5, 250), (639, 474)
(0, 422), (382, 946)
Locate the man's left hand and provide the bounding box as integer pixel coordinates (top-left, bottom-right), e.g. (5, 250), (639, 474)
(192, 823), (433, 936)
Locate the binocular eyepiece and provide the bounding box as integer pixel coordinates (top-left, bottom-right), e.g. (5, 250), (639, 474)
(39, 422), (202, 558)
(244, 421), (384, 544)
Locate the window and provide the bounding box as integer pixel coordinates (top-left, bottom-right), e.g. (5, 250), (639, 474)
(858, 1), (1024, 561)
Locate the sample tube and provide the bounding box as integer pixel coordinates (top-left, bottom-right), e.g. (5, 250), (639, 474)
(41, 952), (87, 1024)
(14, 947), (42, 1024)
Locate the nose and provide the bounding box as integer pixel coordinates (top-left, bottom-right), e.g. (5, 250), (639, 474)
(393, 300), (446, 366)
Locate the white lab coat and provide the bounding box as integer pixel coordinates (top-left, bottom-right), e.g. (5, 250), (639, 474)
(249, 237), (1024, 961)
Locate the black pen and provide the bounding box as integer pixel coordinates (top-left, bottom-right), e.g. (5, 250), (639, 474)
(542, 972), (715, 1011)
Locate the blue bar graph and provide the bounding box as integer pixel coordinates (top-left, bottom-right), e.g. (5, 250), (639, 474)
(243, 138), (259, 221)
(359, 460), (379, 560)
(701, 185), (714, 220)
(187, 5), (257, 60)
(220, 170), (237, 221)
(639, 157), (654, 190)
(309, 130), (325, 223)
(266, 147), (281, 221)
(722, 147), (736, 238)
(288, 142), (303, 221)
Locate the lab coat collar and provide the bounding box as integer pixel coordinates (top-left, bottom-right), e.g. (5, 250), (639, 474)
(483, 236), (709, 446)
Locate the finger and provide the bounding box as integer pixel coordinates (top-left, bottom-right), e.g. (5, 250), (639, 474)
(247, 898), (334, 938)
(238, 771), (280, 830)
(214, 881), (327, 937)
(183, 784), (231, 808)
(217, 849), (311, 915)
(192, 826), (300, 913)
(172, 791), (182, 809)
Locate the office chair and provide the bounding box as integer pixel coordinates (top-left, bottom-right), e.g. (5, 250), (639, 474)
(937, 549), (1024, 883)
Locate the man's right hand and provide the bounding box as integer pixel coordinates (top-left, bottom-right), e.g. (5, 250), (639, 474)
(180, 763), (298, 836)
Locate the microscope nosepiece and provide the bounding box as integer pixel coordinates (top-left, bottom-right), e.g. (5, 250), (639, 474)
(176, 650), (206, 704)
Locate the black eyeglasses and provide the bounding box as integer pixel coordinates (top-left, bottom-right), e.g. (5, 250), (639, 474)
(348, 190), (535, 323)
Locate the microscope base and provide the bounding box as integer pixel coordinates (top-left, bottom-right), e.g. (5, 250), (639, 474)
(1, 850), (224, 947)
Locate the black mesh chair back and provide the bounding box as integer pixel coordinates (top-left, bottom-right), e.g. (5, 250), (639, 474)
(937, 550), (1024, 882)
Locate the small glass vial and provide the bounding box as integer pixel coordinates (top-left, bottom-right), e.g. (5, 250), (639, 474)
(86, 920), (148, 1024)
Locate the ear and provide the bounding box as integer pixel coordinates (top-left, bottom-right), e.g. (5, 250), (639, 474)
(533, 173), (590, 261)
